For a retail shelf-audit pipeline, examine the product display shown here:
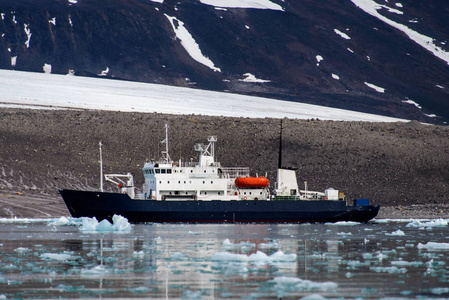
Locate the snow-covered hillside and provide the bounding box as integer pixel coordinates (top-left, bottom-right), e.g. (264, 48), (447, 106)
(1, 0), (447, 124)
(0, 70), (405, 122)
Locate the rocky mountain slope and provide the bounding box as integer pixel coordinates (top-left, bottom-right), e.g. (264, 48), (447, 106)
(0, 0), (448, 123)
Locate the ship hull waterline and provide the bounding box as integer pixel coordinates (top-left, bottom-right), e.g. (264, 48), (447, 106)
(60, 189), (379, 223)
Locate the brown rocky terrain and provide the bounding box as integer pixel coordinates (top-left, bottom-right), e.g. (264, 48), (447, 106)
(1, 108), (449, 219)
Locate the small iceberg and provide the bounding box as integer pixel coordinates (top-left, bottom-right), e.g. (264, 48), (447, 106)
(417, 242), (449, 250)
(406, 219), (448, 228)
(386, 229), (405, 236)
(212, 250), (296, 264)
(79, 215), (132, 233)
(268, 276), (337, 298)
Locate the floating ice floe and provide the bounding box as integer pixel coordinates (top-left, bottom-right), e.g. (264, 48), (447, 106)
(406, 218), (448, 228)
(212, 250), (296, 264)
(386, 229), (405, 236)
(417, 242), (449, 250)
(170, 252), (189, 261)
(325, 221), (360, 226)
(268, 276), (337, 298)
(370, 266), (407, 273)
(0, 217), (54, 224)
(47, 216), (80, 226)
(14, 247), (31, 254)
(127, 286), (151, 293)
(79, 215), (132, 233)
(80, 265), (110, 277)
(133, 251), (145, 258)
(258, 240), (280, 249)
(222, 239), (256, 251)
(431, 287), (449, 295)
(40, 252), (74, 261)
(391, 260), (423, 267)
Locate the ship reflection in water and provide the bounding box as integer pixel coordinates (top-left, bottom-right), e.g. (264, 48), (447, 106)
(1, 219), (449, 299)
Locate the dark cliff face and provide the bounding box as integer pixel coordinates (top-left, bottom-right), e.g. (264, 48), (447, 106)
(0, 0), (448, 124)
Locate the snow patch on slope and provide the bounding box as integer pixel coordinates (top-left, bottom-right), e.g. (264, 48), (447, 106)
(365, 82), (385, 93)
(239, 73), (271, 83)
(165, 14), (221, 72)
(24, 24), (31, 48)
(199, 0), (284, 11)
(403, 99), (421, 109)
(334, 29), (351, 40)
(351, 0), (449, 65)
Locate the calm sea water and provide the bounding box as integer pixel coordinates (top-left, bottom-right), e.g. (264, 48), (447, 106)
(1, 217), (449, 299)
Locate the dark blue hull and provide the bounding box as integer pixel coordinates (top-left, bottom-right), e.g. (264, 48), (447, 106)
(59, 189), (379, 223)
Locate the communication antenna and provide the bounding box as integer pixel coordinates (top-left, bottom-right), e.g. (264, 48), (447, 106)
(161, 124), (171, 163)
(99, 141), (104, 192)
(278, 119), (283, 169)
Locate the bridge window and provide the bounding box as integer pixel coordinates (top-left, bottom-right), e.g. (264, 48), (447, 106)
(155, 169), (160, 174)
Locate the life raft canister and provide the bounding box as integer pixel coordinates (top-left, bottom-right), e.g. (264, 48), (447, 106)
(235, 176), (269, 189)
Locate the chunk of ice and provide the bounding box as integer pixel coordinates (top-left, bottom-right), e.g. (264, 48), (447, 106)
(386, 229), (405, 236)
(407, 219), (448, 228)
(79, 215), (132, 232)
(268, 276), (337, 298)
(417, 242), (449, 250)
(40, 252), (73, 261)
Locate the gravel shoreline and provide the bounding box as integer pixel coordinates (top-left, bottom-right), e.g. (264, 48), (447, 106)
(1, 108), (449, 219)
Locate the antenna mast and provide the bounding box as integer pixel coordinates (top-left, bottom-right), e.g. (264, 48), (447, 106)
(99, 141), (104, 192)
(161, 124), (171, 163)
(278, 119), (283, 169)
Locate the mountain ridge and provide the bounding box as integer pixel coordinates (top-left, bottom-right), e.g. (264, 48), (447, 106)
(0, 0), (448, 123)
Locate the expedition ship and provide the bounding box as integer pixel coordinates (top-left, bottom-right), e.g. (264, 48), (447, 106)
(60, 123), (379, 223)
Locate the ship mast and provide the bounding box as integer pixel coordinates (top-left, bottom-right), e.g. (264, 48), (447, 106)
(161, 124), (171, 163)
(99, 141), (104, 192)
(278, 119), (283, 169)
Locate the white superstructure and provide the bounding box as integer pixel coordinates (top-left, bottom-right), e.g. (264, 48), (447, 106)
(140, 125), (269, 201)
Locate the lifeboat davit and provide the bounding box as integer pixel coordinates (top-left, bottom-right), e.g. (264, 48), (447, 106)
(235, 176), (269, 189)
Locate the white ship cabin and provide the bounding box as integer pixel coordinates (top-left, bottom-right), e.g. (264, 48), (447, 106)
(274, 168), (344, 201)
(140, 130), (269, 201)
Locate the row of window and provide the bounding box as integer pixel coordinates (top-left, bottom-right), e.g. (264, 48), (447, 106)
(144, 168), (216, 175)
(148, 180), (216, 185)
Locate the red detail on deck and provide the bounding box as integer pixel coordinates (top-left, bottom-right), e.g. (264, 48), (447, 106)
(235, 177), (269, 189)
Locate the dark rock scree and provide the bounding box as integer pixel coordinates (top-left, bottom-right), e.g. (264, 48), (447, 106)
(1, 108), (449, 218)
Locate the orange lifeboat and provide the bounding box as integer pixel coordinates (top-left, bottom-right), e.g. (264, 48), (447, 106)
(235, 176), (269, 189)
